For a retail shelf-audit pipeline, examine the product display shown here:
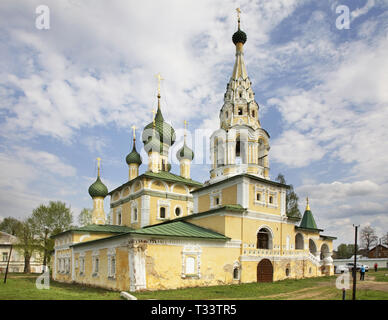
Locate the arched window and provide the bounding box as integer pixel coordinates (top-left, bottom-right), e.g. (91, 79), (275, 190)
(252, 110), (255, 117)
(233, 267), (239, 280)
(117, 212), (122, 225)
(257, 228), (272, 249)
(225, 111), (229, 118)
(133, 208), (138, 222)
(160, 207), (166, 219)
(309, 239), (317, 254)
(236, 136), (241, 158)
(216, 138), (224, 167)
(269, 196), (273, 204)
(295, 233), (304, 250)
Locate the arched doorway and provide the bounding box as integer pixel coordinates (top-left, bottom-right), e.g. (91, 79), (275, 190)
(257, 259), (273, 282)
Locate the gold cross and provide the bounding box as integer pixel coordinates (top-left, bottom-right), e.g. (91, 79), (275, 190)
(184, 120), (187, 142)
(236, 8), (241, 28)
(155, 73), (164, 96)
(96, 157), (101, 177)
(131, 125), (136, 139)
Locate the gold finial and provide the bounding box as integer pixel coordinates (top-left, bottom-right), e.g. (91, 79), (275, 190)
(155, 73), (164, 98)
(96, 157), (101, 177)
(306, 197), (310, 211)
(236, 8), (241, 29)
(131, 125), (136, 140)
(184, 120), (187, 143)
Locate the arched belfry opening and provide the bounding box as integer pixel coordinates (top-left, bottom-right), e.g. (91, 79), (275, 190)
(256, 228), (273, 249)
(295, 233), (304, 250)
(235, 135), (241, 164)
(309, 239), (317, 255)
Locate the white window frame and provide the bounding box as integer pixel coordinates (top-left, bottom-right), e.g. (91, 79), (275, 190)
(181, 245), (201, 279)
(210, 190), (222, 209)
(157, 200), (170, 220)
(131, 201), (138, 223)
(174, 205), (183, 217)
(107, 248), (116, 279)
(254, 185), (266, 206)
(92, 251), (99, 277)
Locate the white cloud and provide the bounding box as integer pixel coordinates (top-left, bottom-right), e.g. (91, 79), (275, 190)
(270, 130), (325, 167)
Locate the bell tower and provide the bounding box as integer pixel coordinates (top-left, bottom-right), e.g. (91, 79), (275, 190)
(210, 8), (270, 183)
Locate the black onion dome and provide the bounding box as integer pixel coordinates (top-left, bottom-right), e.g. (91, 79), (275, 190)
(232, 29), (247, 45)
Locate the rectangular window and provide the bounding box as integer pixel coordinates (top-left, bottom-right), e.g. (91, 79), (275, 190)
(185, 256), (195, 275)
(2, 252), (8, 262)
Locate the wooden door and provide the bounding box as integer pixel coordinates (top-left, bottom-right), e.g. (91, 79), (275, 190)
(257, 259), (273, 282)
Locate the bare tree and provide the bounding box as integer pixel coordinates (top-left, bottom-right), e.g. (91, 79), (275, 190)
(383, 232), (388, 246)
(360, 226), (378, 251)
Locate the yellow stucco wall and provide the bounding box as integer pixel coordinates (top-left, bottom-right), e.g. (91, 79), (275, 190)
(144, 243), (241, 291)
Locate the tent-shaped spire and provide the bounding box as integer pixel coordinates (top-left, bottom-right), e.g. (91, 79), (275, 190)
(299, 198), (319, 230)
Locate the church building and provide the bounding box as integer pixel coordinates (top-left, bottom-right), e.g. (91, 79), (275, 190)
(52, 11), (336, 292)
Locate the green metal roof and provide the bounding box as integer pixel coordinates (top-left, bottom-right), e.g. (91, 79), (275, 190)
(51, 224), (133, 238)
(299, 209), (319, 230)
(151, 204), (246, 227)
(143, 171), (202, 187)
(130, 221), (229, 240)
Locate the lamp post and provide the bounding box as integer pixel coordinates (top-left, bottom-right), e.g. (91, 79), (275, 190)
(42, 226), (49, 273)
(3, 244), (13, 284)
(352, 224), (359, 300)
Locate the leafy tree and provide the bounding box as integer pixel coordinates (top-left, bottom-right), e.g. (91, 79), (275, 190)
(360, 226), (378, 251)
(78, 208), (92, 226)
(30, 201), (73, 270)
(0, 217), (23, 236)
(335, 243), (359, 259)
(275, 174), (301, 219)
(14, 218), (40, 273)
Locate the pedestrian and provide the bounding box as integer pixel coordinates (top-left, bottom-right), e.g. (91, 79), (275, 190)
(360, 265), (365, 280)
(374, 263), (378, 272)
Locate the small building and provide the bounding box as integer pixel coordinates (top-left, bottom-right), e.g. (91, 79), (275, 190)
(368, 244), (388, 259)
(0, 231), (43, 273)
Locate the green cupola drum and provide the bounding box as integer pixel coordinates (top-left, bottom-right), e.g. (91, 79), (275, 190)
(126, 126), (142, 180)
(142, 73), (175, 173)
(88, 157), (108, 225)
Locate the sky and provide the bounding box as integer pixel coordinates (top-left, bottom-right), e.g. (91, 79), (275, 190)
(0, 0), (387, 248)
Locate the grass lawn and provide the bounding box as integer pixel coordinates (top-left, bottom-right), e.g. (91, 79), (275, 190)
(0, 270), (387, 300)
(0, 273), (120, 300)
